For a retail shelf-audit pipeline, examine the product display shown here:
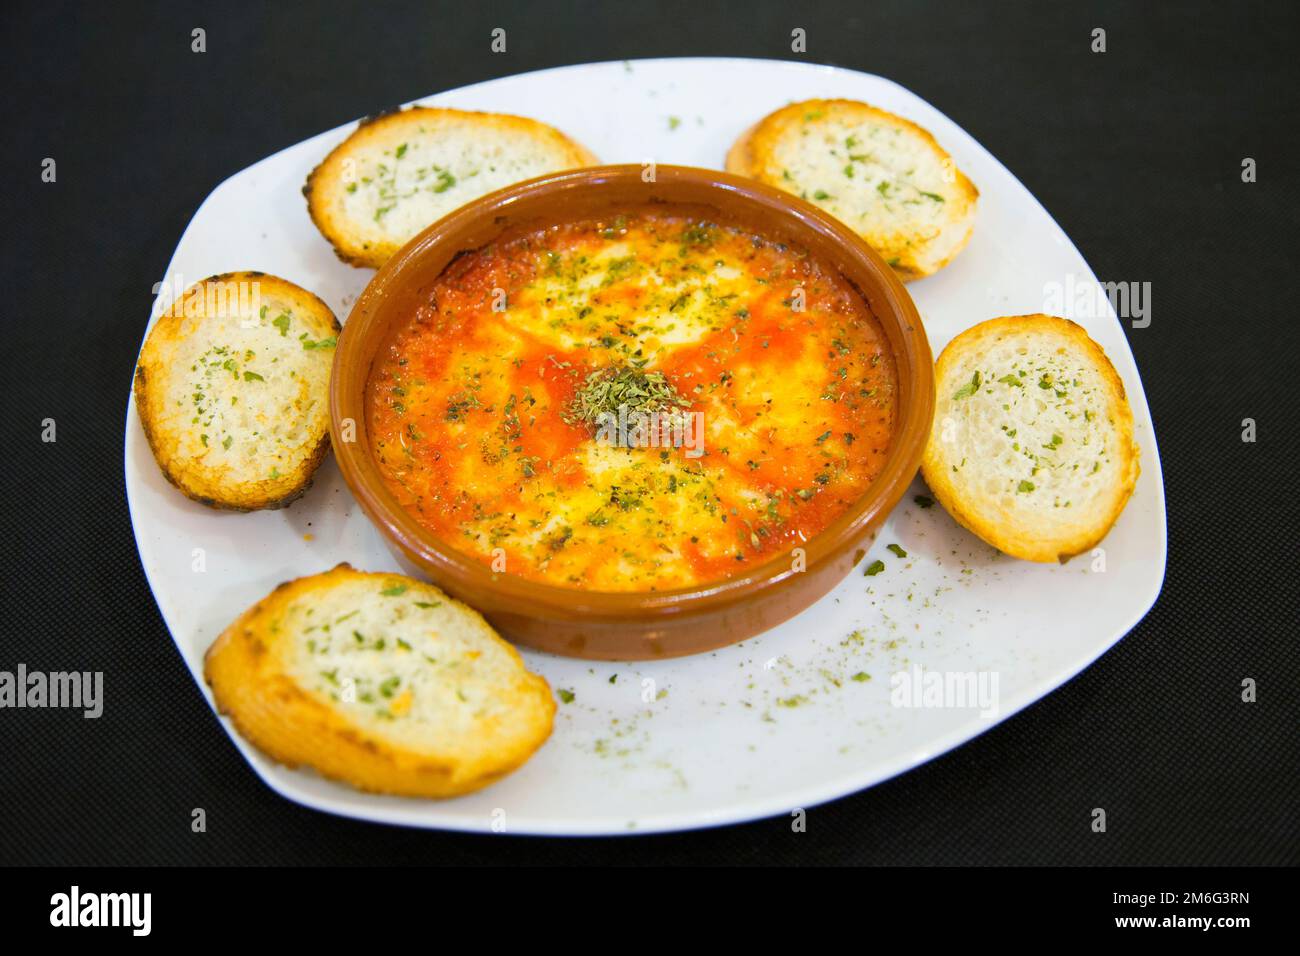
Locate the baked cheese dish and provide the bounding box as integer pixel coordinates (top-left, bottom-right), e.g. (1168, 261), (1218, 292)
(368, 212), (900, 591)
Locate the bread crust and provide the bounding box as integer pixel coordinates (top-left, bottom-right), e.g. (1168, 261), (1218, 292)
(134, 271), (339, 511)
(304, 106), (599, 269)
(725, 98), (978, 280)
(203, 563), (555, 799)
(920, 315), (1140, 562)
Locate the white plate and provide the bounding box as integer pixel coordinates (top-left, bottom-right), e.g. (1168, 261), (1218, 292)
(126, 58), (1166, 835)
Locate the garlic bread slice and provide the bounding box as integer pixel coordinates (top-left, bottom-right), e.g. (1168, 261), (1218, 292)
(134, 271), (338, 511)
(204, 564), (555, 798)
(304, 106), (599, 269)
(921, 315), (1140, 562)
(726, 98), (977, 280)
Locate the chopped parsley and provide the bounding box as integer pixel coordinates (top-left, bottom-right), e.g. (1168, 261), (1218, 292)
(432, 168), (456, 193)
(952, 371), (981, 400)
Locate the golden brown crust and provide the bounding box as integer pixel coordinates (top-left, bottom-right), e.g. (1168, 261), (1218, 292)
(724, 120), (761, 179)
(134, 271), (339, 511)
(725, 98), (978, 280)
(203, 564), (555, 799)
(920, 315), (1140, 563)
(304, 106), (600, 269)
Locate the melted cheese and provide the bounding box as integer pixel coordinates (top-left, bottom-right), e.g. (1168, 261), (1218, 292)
(368, 214), (898, 591)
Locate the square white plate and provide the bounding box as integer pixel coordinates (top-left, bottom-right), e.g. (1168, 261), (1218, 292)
(125, 58), (1166, 835)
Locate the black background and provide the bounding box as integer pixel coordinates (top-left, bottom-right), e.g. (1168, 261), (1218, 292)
(1, 0), (1296, 865)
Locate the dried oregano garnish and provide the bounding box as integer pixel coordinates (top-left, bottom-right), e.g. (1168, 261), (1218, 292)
(562, 365), (690, 429)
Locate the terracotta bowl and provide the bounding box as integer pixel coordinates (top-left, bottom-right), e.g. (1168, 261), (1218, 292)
(330, 165), (933, 660)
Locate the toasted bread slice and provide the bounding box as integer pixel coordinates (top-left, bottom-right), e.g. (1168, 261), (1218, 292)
(134, 271), (338, 511)
(304, 106), (599, 268)
(921, 315), (1140, 562)
(204, 564), (555, 798)
(726, 99), (978, 280)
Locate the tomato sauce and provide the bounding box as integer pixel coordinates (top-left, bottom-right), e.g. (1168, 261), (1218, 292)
(367, 213), (897, 591)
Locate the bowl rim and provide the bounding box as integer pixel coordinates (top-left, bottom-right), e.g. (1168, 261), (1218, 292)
(330, 163), (933, 619)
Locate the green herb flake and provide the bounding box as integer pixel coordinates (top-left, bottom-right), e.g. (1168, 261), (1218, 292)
(886, 543), (908, 558)
(563, 365), (689, 429)
(864, 559), (886, 576)
(952, 370), (981, 400)
(432, 169), (456, 193)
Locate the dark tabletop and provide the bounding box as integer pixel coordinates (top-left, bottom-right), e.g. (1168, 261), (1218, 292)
(1, 0), (1296, 866)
